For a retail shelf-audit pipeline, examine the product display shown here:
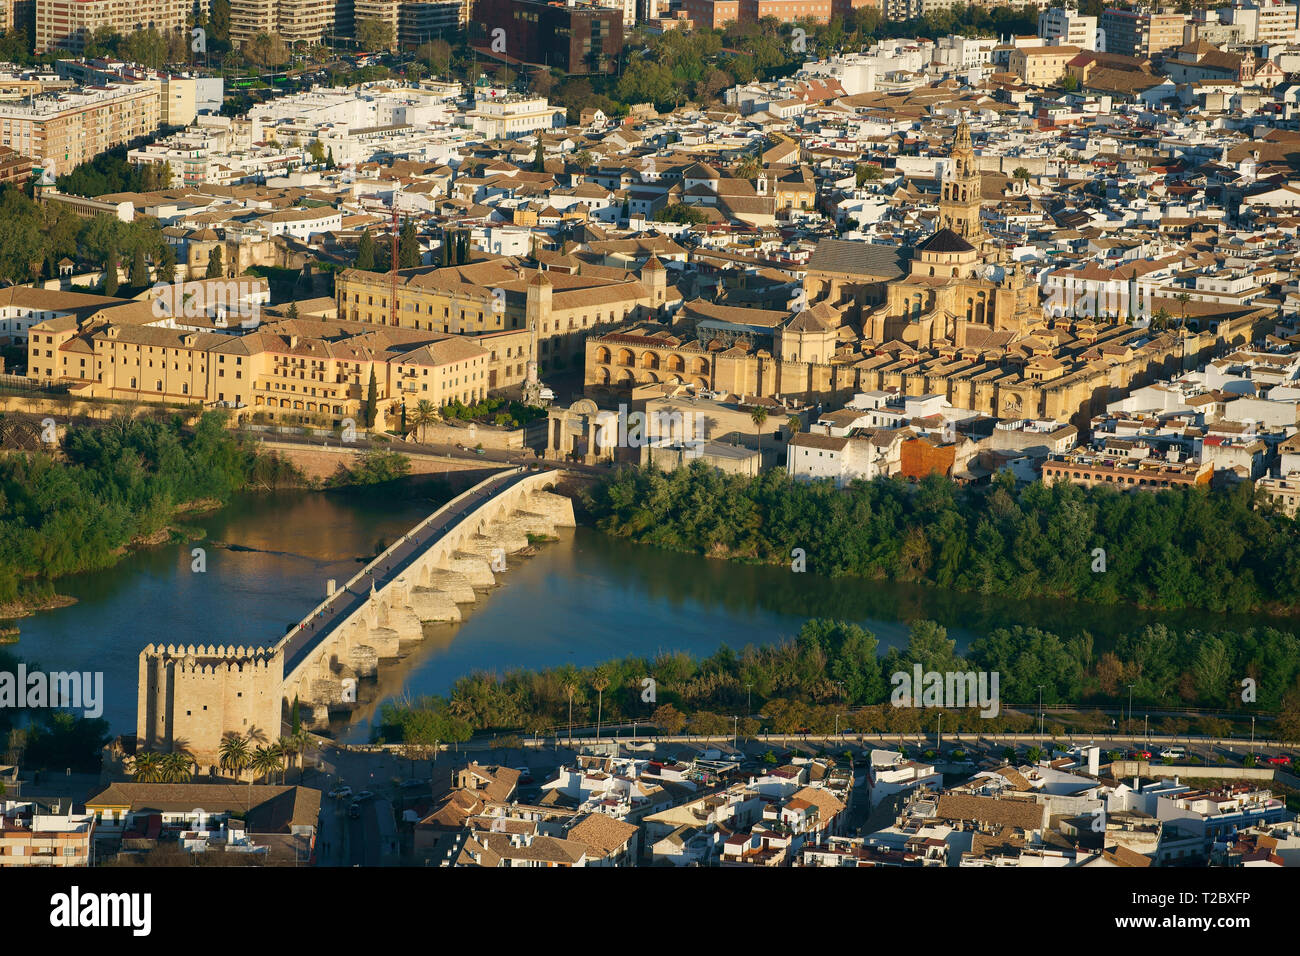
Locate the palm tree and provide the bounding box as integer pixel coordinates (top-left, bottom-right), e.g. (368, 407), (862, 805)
(1175, 291), (1192, 330)
(161, 750), (193, 783)
(218, 732), (251, 782)
(252, 744), (283, 785)
(287, 727), (312, 781)
(410, 399), (439, 443)
(750, 405), (769, 463)
(561, 679), (577, 747)
(592, 673), (610, 740)
(786, 414), (802, 439)
(134, 751), (164, 783)
(275, 738), (296, 785)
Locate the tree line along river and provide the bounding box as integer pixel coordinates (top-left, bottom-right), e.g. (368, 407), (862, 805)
(10, 487), (1287, 741)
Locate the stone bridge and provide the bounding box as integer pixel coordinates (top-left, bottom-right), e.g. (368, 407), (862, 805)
(277, 466), (574, 728)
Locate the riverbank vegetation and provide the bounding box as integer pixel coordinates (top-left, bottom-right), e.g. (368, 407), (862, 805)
(582, 463), (1300, 616)
(0, 411), (300, 609)
(372, 618), (1300, 745)
(324, 449), (412, 488)
(0, 649), (111, 773)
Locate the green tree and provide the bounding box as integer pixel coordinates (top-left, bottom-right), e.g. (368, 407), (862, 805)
(356, 17), (394, 51)
(532, 138), (545, 172)
(308, 139), (326, 165)
(356, 229), (375, 270)
(130, 246), (148, 288)
(750, 405), (768, 459)
(218, 731), (251, 780)
(1175, 291), (1192, 329)
(133, 751), (164, 783)
(205, 243), (223, 278)
(210, 0), (231, 43)
(653, 703), (686, 735)
(363, 366), (378, 428)
(160, 750), (193, 783)
(157, 243), (176, 283)
(409, 399), (439, 442)
(103, 247), (119, 295)
(417, 39), (452, 75)
(399, 218), (420, 268)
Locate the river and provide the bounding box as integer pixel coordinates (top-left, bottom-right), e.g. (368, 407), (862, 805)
(9, 485), (1291, 741)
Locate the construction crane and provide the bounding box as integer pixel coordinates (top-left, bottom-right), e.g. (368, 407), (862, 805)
(389, 187), (400, 326)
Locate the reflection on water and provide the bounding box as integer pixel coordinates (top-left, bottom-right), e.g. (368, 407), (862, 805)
(11, 487), (1293, 741)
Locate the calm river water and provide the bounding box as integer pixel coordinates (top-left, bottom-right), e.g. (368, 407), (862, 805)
(10, 485), (1290, 740)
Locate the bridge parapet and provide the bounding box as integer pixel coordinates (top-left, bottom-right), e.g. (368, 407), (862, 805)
(278, 468), (574, 730)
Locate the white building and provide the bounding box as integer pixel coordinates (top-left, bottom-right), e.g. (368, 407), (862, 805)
(463, 91), (566, 140)
(1038, 7), (1098, 51)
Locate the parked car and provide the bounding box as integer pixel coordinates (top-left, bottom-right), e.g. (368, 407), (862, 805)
(354, 790), (374, 801)
(329, 786), (352, 799)
(512, 767), (534, 785)
(348, 802), (362, 820)
(1159, 748), (1186, 760)
(1267, 755), (1292, 766)
(1129, 749), (1152, 759)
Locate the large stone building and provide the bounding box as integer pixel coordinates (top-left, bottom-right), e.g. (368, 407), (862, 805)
(28, 296), (493, 428)
(136, 643), (284, 767)
(582, 120), (1270, 430)
(336, 255), (665, 392)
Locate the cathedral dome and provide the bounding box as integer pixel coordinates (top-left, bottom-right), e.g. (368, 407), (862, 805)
(919, 228), (976, 255)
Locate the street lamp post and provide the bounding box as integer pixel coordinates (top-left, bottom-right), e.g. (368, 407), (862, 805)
(1037, 685), (1044, 748)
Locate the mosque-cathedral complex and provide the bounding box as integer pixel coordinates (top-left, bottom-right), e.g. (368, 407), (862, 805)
(584, 120), (1267, 431)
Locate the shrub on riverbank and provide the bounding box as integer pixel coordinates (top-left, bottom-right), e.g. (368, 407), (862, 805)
(0, 411), (300, 606)
(583, 463), (1300, 615)
(323, 449), (412, 488)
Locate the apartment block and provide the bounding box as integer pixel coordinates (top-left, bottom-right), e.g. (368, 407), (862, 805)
(1099, 8), (1187, 58)
(231, 0), (337, 47)
(353, 0), (399, 46)
(1224, 2), (1300, 44)
(1039, 6), (1097, 50)
(0, 0), (35, 34)
(881, 0), (920, 19)
(229, 0), (277, 45)
(35, 0), (190, 54)
(399, 0), (466, 43)
(0, 82), (160, 173)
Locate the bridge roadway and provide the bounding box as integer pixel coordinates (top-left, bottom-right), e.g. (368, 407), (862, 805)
(277, 466), (535, 675)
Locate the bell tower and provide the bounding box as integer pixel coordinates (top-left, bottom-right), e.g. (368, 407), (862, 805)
(939, 118), (984, 245)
